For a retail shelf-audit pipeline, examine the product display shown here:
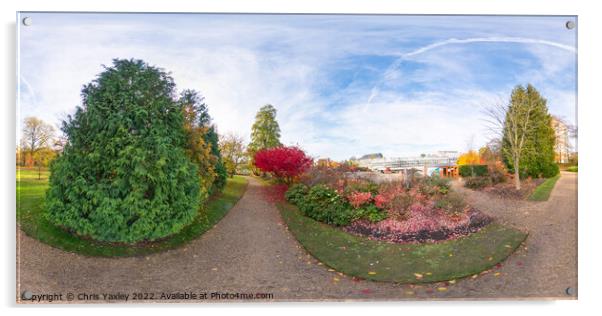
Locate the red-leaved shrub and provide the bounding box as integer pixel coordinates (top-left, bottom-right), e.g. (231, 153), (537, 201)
(254, 146), (313, 183)
(347, 191), (372, 208)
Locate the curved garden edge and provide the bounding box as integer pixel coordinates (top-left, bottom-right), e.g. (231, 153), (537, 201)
(277, 201), (528, 284)
(17, 170), (248, 257)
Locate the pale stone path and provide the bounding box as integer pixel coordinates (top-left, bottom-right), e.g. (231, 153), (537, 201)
(17, 173), (577, 302)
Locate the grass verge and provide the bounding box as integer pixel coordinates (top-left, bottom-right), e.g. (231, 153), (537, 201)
(278, 201), (527, 283)
(17, 169), (248, 257)
(528, 174), (561, 201)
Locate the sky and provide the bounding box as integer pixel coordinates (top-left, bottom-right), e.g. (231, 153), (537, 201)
(17, 13), (577, 160)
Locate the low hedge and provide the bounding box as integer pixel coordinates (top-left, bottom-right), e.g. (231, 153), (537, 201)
(459, 164), (488, 177)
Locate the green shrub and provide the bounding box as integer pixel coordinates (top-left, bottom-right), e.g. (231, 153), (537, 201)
(45, 59), (201, 243)
(567, 166), (578, 172)
(464, 176), (492, 189)
(303, 185), (350, 225)
(285, 183), (309, 205)
(541, 163), (560, 178)
(297, 185), (357, 226)
(289, 183), (388, 226)
(357, 204), (388, 222)
(459, 165), (489, 177)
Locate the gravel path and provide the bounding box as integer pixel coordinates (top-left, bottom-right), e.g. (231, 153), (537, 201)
(17, 173), (577, 302)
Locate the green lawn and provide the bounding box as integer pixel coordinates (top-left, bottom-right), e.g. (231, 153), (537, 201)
(16, 168), (248, 257)
(278, 202), (527, 283)
(529, 174), (561, 201)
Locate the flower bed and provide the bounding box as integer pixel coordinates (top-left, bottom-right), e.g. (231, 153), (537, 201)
(345, 207), (492, 243)
(286, 167), (493, 244)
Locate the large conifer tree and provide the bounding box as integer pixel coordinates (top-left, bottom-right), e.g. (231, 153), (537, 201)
(502, 84), (559, 180)
(46, 59), (201, 243)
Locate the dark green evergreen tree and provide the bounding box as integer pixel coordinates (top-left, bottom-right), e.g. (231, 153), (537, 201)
(502, 84), (559, 179)
(46, 59), (200, 243)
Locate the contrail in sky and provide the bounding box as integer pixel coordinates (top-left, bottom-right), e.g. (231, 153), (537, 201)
(367, 37), (577, 104)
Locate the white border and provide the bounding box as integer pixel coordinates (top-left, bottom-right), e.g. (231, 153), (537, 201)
(2, 0), (600, 315)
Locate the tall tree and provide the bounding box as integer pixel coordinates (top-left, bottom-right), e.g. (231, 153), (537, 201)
(46, 59), (201, 243)
(248, 104), (281, 171)
(179, 90), (216, 199)
(485, 84), (558, 190)
(19, 117), (55, 167)
(204, 125), (227, 191)
(219, 132), (246, 177)
(178, 89), (226, 195)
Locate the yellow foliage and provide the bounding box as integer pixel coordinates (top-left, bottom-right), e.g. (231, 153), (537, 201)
(457, 150), (482, 165)
(316, 158), (340, 168)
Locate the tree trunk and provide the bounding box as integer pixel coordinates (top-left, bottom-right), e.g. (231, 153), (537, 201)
(513, 157), (521, 190)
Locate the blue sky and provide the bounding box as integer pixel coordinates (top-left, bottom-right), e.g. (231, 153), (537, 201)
(17, 13), (577, 160)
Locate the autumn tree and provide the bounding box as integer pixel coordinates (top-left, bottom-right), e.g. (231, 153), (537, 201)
(204, 126), (228, 191)
(254, 146), (313, 183)
(46, 59), (200, 243)
(479, 139), (502, 164)
(219, 132), (246, 177)
(179, 89), (216, 199)
(456, 150), (482, 165)
(32, 147), (57, 180)
(248, 104), (281, 173)
(19, 116), (55, 167)
(178, 89), (227, 195)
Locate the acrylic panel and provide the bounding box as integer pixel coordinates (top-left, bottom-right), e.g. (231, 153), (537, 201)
(16, 12), (577, 302)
